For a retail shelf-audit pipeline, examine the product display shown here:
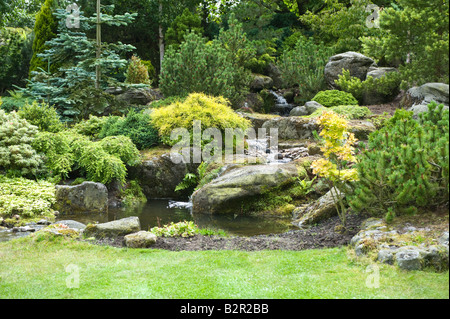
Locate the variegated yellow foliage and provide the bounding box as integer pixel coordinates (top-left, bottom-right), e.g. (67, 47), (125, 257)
(311, 110), (359, 182)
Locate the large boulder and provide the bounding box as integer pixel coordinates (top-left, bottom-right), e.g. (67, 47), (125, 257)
(266, 63), (283, 89)
(250, 74), (274, 92)
(84, 217), (141, 238)
(362, 67), (400, 105)
(289, 106), (309, 117)
(192, 163), (299, 215)
(325, 52), (377, 89)
(106, 87), (159, 105)
(54, 182), (108, 215)
(262, 117), (318, 140)
(293, 188), (344, 227)
(128, 152), (199, 199)
(262, 117), (376, 141)
(404, 83), (449, 116)
(289, 101), (325, 117)
(124, 231), (157, 248)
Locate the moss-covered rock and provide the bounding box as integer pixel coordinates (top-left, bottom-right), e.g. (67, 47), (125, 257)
(192, 163), (299, 216)
(83, 217), (141, 238)
(54, 182), (108, 215)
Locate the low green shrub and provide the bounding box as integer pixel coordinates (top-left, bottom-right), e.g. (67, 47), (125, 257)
(348, 103), (449, 219)
(33, 131), (141, 185)
(312, 90), (358, 107)
(17, 101), (64, 133)
(0, 175), (56, 220)
(32, 131), (74, 179)
(245, 53), (275, 74)
(76, 142), (128, 185)
(309, 105), (372, 120)
(150, 221), (198, 238)
(0, 96), (29, 112)
(71, 115), (109, 138)
(0, 110), (43, 177)
(99, 109), (160, 150)
(335, 69), (401, 104)
(98, 136), (141, 167)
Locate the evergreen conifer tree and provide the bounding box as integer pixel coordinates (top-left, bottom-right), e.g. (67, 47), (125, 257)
(20, 6), (137, 121)
(29, 0), (58, 76)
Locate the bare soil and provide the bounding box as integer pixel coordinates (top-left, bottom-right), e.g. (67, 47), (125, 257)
(365, 93), (404, 116)
(91, 214), (366, 251)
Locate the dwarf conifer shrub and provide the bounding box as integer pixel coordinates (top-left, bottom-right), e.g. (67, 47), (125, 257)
(312, 90), (358, 107)
(18, 101), (64, 133)
(150, 93), (251, 146)
(125, 55), (151, 85)
(99, 109), (160, 150)
(348, 103), (449, 219)
(0, 110), (43, 177)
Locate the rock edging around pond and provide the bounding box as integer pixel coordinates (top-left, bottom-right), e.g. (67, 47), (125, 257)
(350, 218), (449, 272)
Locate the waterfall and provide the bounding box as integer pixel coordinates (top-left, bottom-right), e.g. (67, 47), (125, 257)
(270, 90), (294, 116)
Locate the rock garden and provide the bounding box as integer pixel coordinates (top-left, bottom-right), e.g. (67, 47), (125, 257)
(0, 0), (449, 300)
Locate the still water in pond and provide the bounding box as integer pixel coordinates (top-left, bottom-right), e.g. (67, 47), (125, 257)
(61, 199), (293, 237)
(0, 200), (295, 242)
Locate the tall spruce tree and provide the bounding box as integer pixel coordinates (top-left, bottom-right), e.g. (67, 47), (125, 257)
(20, 5), (137, 121)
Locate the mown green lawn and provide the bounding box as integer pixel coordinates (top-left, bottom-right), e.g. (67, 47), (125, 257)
(0, 236), (448, 299)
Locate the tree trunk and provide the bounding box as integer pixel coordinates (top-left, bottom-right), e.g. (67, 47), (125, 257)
(95, 0), (101, 89)
(159, 0), (164, 71)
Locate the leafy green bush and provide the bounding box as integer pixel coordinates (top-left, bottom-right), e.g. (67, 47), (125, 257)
(0, 175), (56, 219)
(334, 69), (401, 104)
(75, 142), (128, 185)
(71, 115), (109, 138)
(309, 105), (372, 120)
(150, 221), (199, 238)
(33, 131), (141, 184)
(98, 109), (160, 150)
(32, 131), (74, 179)
(245, 53), (275, 74)
(98, 136), (141, 167)
(151, 93), (251, 146)
(278, 36), (334, 104)
(348, 103), (449, 219)
(18, 101), (64, 133)
(312, 90), (358, 108)
(0, 110), (43, 177)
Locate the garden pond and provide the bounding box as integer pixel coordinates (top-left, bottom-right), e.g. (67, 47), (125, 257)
(0, 199), (296, 242)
